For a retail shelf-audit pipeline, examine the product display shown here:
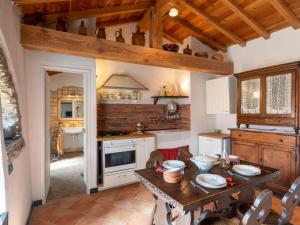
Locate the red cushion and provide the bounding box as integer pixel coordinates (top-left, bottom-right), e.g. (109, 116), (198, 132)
(157, 145), (190, 160)
(157, 148), (179, 160)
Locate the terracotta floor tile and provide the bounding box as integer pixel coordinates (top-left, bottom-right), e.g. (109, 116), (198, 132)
(29, 218), (56, 225)
(30, 183), (300, 225)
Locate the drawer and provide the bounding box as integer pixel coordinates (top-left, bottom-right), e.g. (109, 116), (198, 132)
(231, 130), (296, 147)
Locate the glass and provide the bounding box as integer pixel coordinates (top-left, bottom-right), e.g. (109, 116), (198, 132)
(241, 78), (260, 114)
(105, 150), (136, 168)
(266, 73), (292, 114)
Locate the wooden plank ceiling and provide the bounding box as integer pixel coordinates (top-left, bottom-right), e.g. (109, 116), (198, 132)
(15, 0), (300, 51)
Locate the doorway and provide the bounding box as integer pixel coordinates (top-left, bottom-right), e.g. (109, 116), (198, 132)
(45, 71), (86, 201)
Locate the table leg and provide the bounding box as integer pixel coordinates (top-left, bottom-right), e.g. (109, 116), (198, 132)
(173, 211), (192, 225)
(239, 185), (255, 204)
(153, 199), (172, 225)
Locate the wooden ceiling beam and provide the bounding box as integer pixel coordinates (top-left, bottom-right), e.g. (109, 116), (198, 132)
(269, 0), (300, 29)
(163, 31), (183, 44)
(183, 0), (246, 47)
(21, 24), (233, 75)
(96, 16), (142, 28)
(221, 0), (270, 39)
(149, 2), (163, 49)
(45, 2), (150, 22)
(139, 0), (182, 32)
(170, 17), (227, 52)
(13, 0), (74, 5)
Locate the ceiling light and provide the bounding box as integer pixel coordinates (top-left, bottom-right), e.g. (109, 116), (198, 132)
(169, 7), (178, 17)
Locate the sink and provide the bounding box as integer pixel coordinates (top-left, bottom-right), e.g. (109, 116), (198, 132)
(63, 127), (84, 134)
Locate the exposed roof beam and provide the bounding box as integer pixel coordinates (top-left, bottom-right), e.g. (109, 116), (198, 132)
(13, 0), (74, 5)
(183, 0), (246, 46)
(163, 31), (183, 44)
(221, 0), (270, 39)
(139, 0), (182, 32)
(96, 16), (142, 28)
(170, 17), (227, 52)
(149, 2), (163, 49)
(45, 2), (150, 22)
(21, 24), (234, 75)
(269, 0), (300, 29)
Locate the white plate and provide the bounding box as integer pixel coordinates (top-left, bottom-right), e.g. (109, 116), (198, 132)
(233, 165), (261, 176)
(196, 174), (227, 189)
(162, 160), (185, 170)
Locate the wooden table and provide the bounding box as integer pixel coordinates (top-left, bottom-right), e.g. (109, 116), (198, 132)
(135, 161), (279, 225)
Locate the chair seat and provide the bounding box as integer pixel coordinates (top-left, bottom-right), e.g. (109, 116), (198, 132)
(263, 209), (293, 225)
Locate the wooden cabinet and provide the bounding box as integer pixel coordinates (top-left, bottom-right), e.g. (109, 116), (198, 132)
(234, 62), (300, 133)
(232, 141), (259, 164)
(231, 129), (300, 194)
(206, 76), (236, 114)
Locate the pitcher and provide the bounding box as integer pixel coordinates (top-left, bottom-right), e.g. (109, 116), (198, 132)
(115, 28), (125, 43)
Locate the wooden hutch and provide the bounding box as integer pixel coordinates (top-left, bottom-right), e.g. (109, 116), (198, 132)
(231, 62), (300, 194)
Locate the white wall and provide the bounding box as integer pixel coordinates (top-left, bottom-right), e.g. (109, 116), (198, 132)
(25, 51), (97, 201)
(217, 27), (300, 133)
(0, 0), (32, 224)
(48, 72), (84, 91)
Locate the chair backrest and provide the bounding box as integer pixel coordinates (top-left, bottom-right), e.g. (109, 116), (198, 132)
(242, 190), (273, 225)
(146, 151), (164, 169)
(278, 176), (300, 225)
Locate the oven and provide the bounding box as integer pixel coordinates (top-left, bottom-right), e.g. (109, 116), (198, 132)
(103, 139), (136, 174)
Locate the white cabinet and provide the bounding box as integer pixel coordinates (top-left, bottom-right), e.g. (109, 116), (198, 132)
(104, 170), (139, 189)
(206, 76), (236, 114)
(136, 137), (155, 170)
(198, 134), (230, 156)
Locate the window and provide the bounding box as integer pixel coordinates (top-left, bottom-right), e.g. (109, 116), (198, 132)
(0, 48), (24, 162)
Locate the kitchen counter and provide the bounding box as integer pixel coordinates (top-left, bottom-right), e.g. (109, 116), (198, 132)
(97, 132), (155, 141)
(198, 132), (230, 139)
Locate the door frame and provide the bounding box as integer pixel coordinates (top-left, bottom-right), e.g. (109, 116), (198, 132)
(42, 65), (96, 203)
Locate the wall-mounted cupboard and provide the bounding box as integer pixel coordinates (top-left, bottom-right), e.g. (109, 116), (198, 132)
(234, 62), (300, 133)
(206, 76), (237, 114)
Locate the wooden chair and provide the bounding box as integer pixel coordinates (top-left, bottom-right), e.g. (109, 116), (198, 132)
(237, 177), (300, 225)
(197, 189), (273, 225)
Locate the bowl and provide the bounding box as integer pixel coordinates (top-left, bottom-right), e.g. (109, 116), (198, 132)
(191, 155), (219, 171)
(162, 44), (179, 52)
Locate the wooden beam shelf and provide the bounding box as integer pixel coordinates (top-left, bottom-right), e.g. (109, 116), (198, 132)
(20, 25), (234, 75)
(151, 96), (189, 104)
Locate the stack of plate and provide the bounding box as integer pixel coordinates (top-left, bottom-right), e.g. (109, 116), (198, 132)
(232, 165), (261, 176)
(195, 174), (227, 189)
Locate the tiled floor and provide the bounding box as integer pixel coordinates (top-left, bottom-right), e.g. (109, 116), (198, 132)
(48, 152), (85, 201)
(30, 183), (300, 225)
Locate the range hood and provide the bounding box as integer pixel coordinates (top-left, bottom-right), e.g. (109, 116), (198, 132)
(100, 74), (149, 91)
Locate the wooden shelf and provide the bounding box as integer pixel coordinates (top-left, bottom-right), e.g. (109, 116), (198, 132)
(21, 25), (234, 75)
(151, 96), (189, 104)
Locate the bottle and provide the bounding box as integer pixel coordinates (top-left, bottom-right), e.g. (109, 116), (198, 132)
(221, 141), (230, 169)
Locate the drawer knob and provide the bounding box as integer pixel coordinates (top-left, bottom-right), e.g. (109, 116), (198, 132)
(279, 139), (283, 142)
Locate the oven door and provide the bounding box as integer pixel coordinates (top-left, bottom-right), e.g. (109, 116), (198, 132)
(104, 148), (136, 173)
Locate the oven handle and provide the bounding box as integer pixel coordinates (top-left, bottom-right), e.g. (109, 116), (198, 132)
(104, 147), (136, 154)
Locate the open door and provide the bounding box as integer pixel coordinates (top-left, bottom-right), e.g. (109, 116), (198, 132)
(44, 74), (51, 201)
